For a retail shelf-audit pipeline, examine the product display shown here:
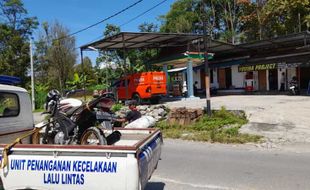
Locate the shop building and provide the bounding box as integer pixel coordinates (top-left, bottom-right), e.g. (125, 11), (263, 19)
(163, 31), (310, 95)
(81, 31), (310, 98)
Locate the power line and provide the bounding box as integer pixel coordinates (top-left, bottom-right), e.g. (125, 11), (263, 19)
(120, 0), (169, 27)
(56, 0), (143, 42)
(78, 0), (169, 50)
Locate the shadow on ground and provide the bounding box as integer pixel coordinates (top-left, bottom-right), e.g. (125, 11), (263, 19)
(144, 182), (165, 190)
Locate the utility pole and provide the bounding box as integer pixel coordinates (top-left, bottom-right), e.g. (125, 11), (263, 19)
(202, 0), (211, 116)
(80, 49), (86, 101)
(30, 38), (35, 111)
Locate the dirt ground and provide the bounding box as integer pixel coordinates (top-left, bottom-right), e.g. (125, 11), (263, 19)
(164, 95), (310, 146)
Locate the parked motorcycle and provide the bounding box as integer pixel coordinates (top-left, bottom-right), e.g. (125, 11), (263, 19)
(289, 77), (299, 95)
(32, 90), (118, 145)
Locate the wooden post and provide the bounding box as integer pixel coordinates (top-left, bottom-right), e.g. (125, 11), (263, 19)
(203, 16), (211, 115)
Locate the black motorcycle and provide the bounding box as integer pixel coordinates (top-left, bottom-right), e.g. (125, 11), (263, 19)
(289, 77), (300, 95)
(32, 91), (119, 145)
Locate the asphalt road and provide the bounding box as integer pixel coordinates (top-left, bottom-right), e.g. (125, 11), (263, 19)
(146, 139), (310, 190)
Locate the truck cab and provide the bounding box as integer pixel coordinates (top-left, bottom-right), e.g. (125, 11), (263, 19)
(0, 84), (34, 144)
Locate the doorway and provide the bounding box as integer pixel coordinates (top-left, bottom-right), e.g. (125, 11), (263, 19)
(300, 67), (310, 89)
(225, 67), (232, 89)
(218, 68), (232, 89)
(258, 70), (267, 91)
(268, 69), (278, 90)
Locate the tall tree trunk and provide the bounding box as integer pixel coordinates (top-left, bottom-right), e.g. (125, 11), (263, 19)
(211, 0), (216, 39)
(227, 1), (235, 44)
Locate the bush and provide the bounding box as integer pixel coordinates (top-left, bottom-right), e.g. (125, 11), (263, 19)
(111, 103), (123, 112)
(88, 84), (107, 92)
(34, 83), (49, 109)
(156, 107), (261, 144)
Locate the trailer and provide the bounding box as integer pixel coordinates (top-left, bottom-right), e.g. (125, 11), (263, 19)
(0, 84), (163, 190)
(0, 128), (162, 190)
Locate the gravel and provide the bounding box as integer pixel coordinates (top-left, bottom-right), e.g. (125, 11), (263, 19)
(164, 95), (310, 146)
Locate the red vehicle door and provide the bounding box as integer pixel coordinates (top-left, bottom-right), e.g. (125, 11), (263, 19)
(149, 72), (167, 95)
(116, 78), (131, 100)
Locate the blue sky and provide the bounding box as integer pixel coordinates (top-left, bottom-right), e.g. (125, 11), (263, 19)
(23, 0), (176, 64)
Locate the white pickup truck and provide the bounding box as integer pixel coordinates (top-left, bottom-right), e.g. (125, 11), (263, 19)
(0, 84), (162, 190)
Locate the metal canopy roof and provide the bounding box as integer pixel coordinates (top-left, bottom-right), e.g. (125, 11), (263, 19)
(237, 31), (310, 50)
(80, 32), (204, 50)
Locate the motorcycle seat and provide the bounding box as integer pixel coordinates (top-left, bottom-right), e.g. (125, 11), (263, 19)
(65, 106), (81, 117)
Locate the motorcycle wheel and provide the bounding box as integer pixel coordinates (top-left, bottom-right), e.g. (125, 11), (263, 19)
(80, 127), (107, 145)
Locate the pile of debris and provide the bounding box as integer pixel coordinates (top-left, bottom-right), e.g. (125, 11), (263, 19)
(167, 107), (204, 125)
(115, 104), (169, 122)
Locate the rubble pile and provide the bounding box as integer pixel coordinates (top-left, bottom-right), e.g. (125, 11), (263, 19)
(115, 104), (169, 122)
(168, 107), (204, 125)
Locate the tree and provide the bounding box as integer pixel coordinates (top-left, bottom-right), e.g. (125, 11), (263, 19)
(103, 23), (120, 37)
(95, 24), (124, 87)
(0, 0), (38, 86)
(159, 0), (199, 33)
(159, 0), (244, 43)
(35, 21), (77, 92)
(124, 22), (160, 72)
(263, 0), (310, 36)
(160, 0), (310, 44)
(74, 56), (97, 85)
(139, 22), (158, 32)
(239, 0), (310, 41)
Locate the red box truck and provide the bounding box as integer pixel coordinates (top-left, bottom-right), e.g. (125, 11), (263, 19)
(113, 72), (167, 104)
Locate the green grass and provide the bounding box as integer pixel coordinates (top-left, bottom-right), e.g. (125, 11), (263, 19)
(0, 105), (4, 114)
(156, 107), (262, 144)
(33, 108), (45, 113)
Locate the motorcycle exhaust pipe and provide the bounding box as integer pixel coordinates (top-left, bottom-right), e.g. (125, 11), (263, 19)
(106, 131), (122, 145)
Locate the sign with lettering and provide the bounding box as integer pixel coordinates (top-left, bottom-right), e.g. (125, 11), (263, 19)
(0, 155), (126, 190)
(238, 63), (277, 72)
(278, 62), (303, 69)
(9, 159), (118, 185)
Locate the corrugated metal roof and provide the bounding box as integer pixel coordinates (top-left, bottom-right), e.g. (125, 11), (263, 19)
(81, 32), (204, 50)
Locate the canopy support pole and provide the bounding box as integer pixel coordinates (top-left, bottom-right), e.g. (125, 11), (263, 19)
(186, 58), (195, 98)
(163, 64), (169, 96)
(122, 33), (129, 100)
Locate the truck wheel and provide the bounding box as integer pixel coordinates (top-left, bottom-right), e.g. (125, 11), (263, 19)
(132, 93), (141, 105)
(80, 127), (107, 145)
(150, 97), (159, 104)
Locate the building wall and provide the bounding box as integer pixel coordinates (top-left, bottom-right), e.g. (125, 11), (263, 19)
(191, 68), (219, 89)
(231, 65), (245, 88)
(212, 68), (219, 88)
(278, 68), (286, 90)
(287, 68), (297, 84)
(193, 70), (201, 89)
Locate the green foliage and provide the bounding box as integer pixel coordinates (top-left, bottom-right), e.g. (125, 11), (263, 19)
(0, 0), (38, 87)
(88, 84), (107, 92)
(157, 107), (261, 144)
(103, 24), (120, 37)
(34, 83), (49, 109)
(111, 103), (123, 112)
(74, 57), (97, 85)
(159, 0), (199, 33)
(138, 22), (158, 32)
(95, 23), (161, 89)
(160, 0), (310, 43)
(66, 73), (95, 90)
(34, 21), (77, 91)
